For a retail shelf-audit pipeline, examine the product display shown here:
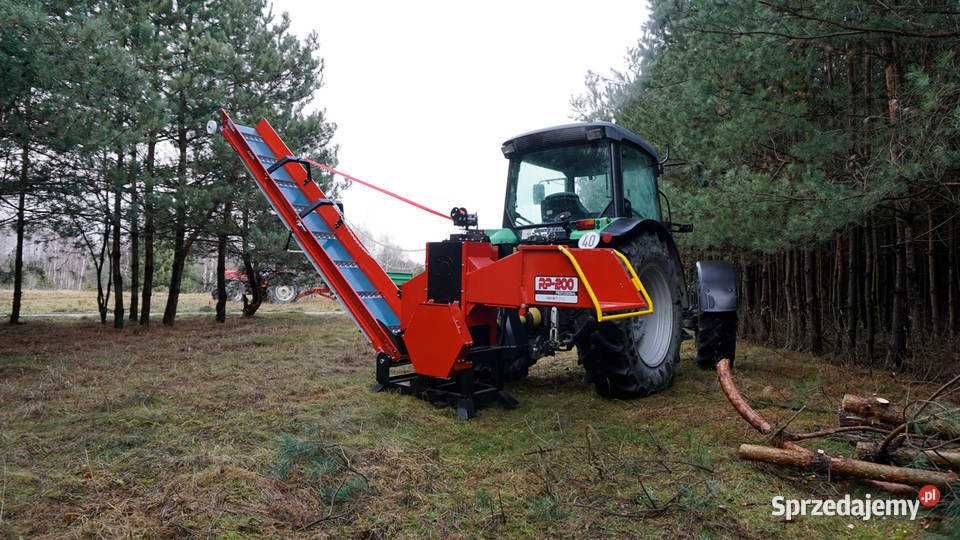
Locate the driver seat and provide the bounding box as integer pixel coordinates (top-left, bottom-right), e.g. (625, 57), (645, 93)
(541, 192), (591, 222)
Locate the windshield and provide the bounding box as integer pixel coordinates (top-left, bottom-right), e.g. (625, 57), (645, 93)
(505, 143), (611, 227)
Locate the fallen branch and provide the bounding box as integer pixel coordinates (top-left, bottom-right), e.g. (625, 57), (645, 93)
(716, 359), (868, 444)
(738, 444), (958, 487)
(788, 425), (891, 441)
(855, 442), (960, 471)
(863, 479), (917, 496)
(717, 359), (772, 435)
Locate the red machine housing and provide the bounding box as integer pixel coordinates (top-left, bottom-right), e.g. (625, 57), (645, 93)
(399, 242), (651, 379)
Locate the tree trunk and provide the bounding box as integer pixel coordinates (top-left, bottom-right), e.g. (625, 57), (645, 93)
(215, 202), (231, 323)
(140, 135), (156, 325)
(928, 209), (940, 334)
(162, 227), (186, 326)
(240, 207), (263, 317)
(9, 140), (28, 325)
(904, 217), (920, 341)
(111, 150), (125, 329)
(241, 255), (263, 317)
(740, 254), (752, 337)
(795, 250), (806, 346)
(96, 218), (111, 324)
(834, 234), (845, 355)
(846, 227), (858, 355)
(162, 99), (189, 326)
(949, 219), (957, 338)
(784, 251), (795, 348)
(865, 224), (876, 362)
(882, 37), (900, 127)
(804, 248), (823, 355)
(759, 254), (770, 342)
(128, 149), (140, 323)
(889, 220), (908, 366)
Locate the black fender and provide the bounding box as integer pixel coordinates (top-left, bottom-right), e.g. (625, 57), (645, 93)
(603, 218), (688, 304)
(695, 261), (737, 313)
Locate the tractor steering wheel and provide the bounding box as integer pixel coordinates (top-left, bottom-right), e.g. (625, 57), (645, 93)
(541, 192), (589, 223)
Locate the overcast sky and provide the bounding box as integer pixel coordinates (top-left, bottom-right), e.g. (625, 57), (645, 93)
(272, 0), (650, 253)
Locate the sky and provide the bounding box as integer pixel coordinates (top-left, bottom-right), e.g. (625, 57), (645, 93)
(272, 0), (650, 253)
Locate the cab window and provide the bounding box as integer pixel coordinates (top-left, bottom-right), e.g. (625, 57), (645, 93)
(621, 145), (660, 220)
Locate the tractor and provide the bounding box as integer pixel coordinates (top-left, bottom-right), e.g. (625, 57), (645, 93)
(214, 112), (737, 417)
(483, 122), (738, 397)
(209, 269), (305, 304)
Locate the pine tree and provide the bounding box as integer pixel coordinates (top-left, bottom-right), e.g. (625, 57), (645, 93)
(577, 1), (960, 362)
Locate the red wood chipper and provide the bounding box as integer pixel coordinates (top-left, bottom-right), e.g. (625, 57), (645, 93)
(213, 109), (737, 418)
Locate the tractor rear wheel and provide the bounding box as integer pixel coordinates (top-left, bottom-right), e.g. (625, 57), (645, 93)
(578, 233), (682, 398)
(268, 284), (298, 304)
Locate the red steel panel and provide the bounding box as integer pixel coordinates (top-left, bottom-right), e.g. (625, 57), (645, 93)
(463, 245), (648, 313)
(402, 302), (472, 378)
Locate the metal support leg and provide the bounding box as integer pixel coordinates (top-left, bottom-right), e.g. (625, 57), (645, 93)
(372, 354), (390, 392)
(455, 369), (477, 420)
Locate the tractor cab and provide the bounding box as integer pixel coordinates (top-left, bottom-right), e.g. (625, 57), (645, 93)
(500, 122), (663, 243)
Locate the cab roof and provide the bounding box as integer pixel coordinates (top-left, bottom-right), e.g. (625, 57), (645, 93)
(501, 122), (660, 162)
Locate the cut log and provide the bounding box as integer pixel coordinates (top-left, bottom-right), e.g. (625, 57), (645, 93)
(842, 394), (960, 440)
(738, 444), (958, 487)
(855, 442), (960, 470)
(841, 394), (903, 425)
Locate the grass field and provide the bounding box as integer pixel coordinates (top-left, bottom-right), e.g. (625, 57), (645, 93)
(0, 289), (340, 319)
(0, 291), (951, 537)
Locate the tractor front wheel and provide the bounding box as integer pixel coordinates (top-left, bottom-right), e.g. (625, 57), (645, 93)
(578, 233), (682, 398)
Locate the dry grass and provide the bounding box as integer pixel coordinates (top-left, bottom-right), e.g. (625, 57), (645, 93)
(0, 292), (948, 538)
(0, 289), (339, 318)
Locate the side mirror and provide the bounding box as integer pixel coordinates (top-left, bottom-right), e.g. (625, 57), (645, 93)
(532, 183), (545, 204)
(657, 144), (670, 174)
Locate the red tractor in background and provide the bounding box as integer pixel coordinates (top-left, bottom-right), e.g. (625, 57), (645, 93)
(211, 269), (413, 304)
(210, 269), (334, 304)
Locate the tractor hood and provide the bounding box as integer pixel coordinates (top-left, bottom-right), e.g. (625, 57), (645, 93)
(500, 122), (659, 162)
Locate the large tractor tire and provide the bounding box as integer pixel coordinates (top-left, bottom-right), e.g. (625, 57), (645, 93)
(695, 312), (737, 369)
(578, 233), (683, 398)
(268, 284), (298, 304)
